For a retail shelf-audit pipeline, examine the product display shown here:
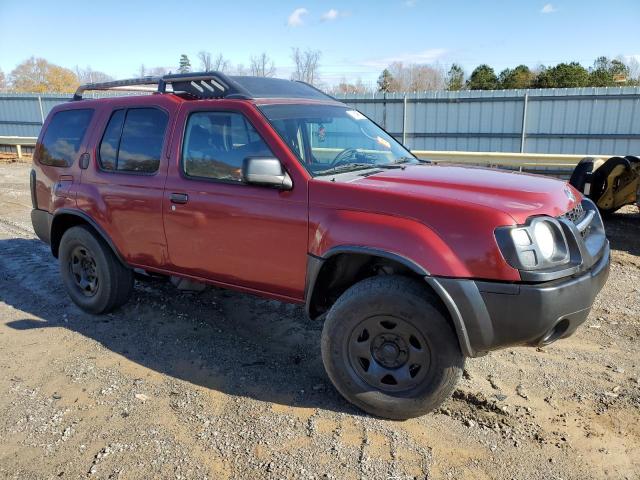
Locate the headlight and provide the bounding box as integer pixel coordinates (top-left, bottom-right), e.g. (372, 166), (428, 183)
(533, 221), (555, 259)
(496, 217), (570, 271)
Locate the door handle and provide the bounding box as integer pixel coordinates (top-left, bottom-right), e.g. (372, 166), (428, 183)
(169, 193), (189, 204)
(79, 153), (90, 169)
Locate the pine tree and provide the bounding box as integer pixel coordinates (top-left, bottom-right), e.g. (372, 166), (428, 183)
(446, 64), (465, 91)
(466, 64), (498, 90)
(498, 65), (533, 89)
(377, 69), (394, 92)
(178, 54), (191, 74)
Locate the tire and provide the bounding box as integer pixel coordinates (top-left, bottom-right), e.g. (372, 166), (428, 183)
(59, 225), (134, 314)
(321, 275), (464, 420)
(569, 157), (596, 193)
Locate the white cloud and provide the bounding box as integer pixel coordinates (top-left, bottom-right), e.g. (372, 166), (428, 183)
(321, 9), (340, 21)
(541, 3), (557, 13)
(361, 48), (448, 68)
(404, 0), (417, 6)
(287, 8), (309, 27)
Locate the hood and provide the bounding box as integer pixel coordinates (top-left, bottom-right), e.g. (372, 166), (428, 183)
(350, 164), (578, 224)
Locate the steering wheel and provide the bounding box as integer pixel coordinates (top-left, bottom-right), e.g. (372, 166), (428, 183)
(329, 148), (362, 168)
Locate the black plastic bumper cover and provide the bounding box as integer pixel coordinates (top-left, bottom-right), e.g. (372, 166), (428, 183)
(432, 241), (610, 357)
(31, 208), (52, 245)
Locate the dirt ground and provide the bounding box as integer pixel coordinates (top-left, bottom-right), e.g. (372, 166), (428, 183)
(0, 160), (638, 480)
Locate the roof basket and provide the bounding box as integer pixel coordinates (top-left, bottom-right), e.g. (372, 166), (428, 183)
(158, 73), (251, 99)
(74, 72), (251, 100)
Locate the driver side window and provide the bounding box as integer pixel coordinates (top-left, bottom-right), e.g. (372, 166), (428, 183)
(182, 111), (274, 182)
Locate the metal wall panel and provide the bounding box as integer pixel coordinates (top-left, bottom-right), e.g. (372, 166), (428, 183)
(336, 87), (640, 155)
(0, 87), (639, 155)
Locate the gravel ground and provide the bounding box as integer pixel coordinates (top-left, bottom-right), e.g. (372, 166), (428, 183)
(0, 160), (638, 480)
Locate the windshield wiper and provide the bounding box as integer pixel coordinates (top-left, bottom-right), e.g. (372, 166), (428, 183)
(315, 163), (377, 176)
(376, 157), (420, 169)
(395, 156), (429, 164)
(376, 163), (407, 169)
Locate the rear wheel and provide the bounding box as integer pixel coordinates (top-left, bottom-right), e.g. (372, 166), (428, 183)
(59, 225), (134, 314)
(321, 275), (464, 420)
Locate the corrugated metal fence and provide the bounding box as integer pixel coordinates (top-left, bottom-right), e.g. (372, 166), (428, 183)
(335, 87), (640, 155)
(1, 87), (639, 155)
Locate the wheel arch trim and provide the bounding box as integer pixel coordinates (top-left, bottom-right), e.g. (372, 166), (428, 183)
(51, 208), (127, 265)
(319, 246), (430, 275)
(424, 277), (477, 358)
(304, 246), (429, 317)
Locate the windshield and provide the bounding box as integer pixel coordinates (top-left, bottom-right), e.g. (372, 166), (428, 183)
(259, 104), (418, 176)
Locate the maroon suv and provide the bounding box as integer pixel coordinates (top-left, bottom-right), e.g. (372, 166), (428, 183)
(30, 73), (610, 419)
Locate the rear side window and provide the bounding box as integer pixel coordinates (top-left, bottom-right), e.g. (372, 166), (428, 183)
(182, 111), (273, 182)
(39, 109), (93, 167)
(98, 108), (168, 174)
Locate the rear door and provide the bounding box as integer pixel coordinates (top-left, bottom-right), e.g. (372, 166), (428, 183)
(162, 102), (309, 301)
(77, 98), (177, 268)
(33, 106), (95, 213)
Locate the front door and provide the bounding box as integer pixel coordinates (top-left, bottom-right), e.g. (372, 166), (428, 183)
(162, 104), (308, 301)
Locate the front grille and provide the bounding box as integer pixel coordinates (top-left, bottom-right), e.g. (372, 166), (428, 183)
(561, 203), (586, 225)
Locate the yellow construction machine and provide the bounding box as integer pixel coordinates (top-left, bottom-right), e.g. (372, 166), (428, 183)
(569, 155), (640, 215)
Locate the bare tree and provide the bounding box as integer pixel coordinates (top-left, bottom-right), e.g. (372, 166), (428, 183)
(75, 66), (113, 84)
(386, 62), (445, 92)
(290, 48), (321, 85)
(134, 65), (169, 78)
(623, 56), (640, 83)
(148, 66), (170, 76)
(212, 54), (230, 72)
(234, 64), (248, 76)
(198, 51), (213, 71)
(0, 69), (6, 91)
(250, 53), (276, 77)
(330, 77), (371, 95)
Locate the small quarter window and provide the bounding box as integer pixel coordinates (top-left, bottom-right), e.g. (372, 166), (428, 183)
(98, 108), (168, 173)
(39, 109), (93, 167)
(99, 109), (124, 171)
(183, 111), (274, 182)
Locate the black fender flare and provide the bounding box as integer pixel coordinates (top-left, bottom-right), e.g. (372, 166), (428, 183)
(304, 246), (474, 356)
(51, 209), (127, 265)
(304, 246), (430, 314)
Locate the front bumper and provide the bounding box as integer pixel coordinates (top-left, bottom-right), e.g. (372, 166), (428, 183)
(429, 241), (610, 357)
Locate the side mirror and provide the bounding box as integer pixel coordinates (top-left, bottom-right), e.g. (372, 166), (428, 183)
(242, 157), (293, 190)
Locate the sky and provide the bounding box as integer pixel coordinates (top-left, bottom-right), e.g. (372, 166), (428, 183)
(1, 0), (638, 87)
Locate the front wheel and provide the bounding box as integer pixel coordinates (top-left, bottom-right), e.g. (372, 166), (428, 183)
(321, 275), (464, 420)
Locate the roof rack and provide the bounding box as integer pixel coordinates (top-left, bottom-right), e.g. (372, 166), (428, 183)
(73, 72), (252, 101)
(73, 72), (336, 102)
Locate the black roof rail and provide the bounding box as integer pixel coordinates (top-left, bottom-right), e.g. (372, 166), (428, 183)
(73, 76), (161, 100)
